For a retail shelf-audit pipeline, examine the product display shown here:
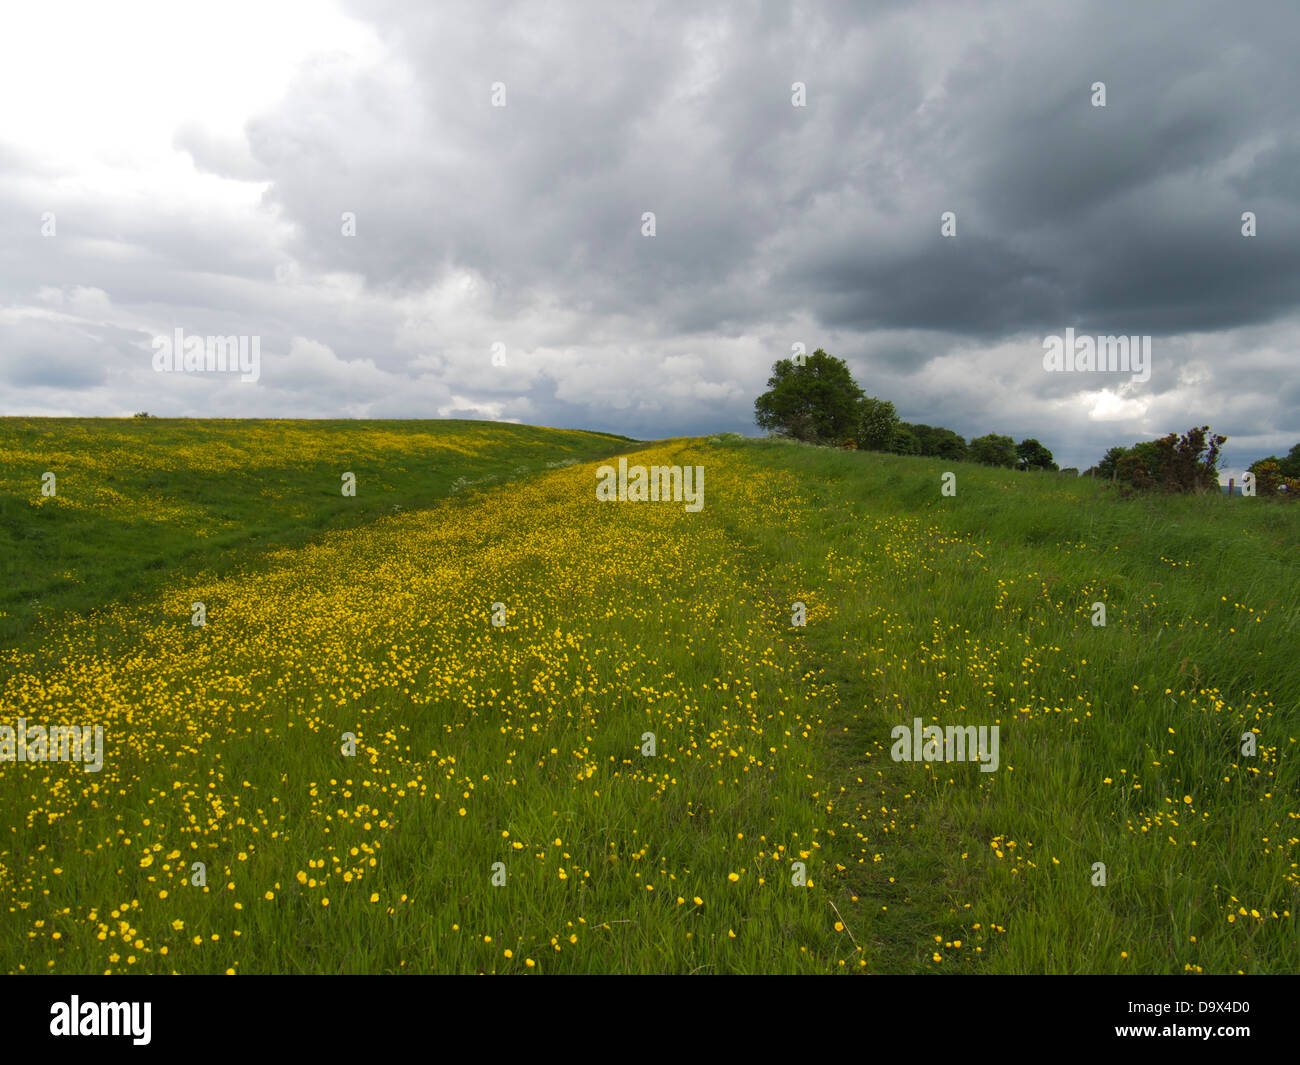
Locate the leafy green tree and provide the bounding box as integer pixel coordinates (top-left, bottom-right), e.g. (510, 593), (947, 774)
(909, 423), (968, 460)
(856, 396), (899, 451)
(754, 349), (864, 444)
(1097, 440), (1160, 484)
(969, 433), (1017, 468)
(1095, 446), (1129, 479)
(1015, 438), (1058, 471)
(1132, 440), (1164, 476)
(888, 423), (920, 455)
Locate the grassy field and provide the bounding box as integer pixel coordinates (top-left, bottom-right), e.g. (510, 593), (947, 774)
(1, 421), (1296, 973)
(0, 418), (633, 646)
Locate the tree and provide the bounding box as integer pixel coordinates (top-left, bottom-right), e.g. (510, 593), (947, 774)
(1250, 446), (1300, 500)
(1095, 440), (1161, 484)
(1015, 438), (1058, 471)
(856, 396), (899, 451)
(1281, 443), (1300, 479)
(1255, 443), (1300, 480)
(888, 423), (920, 455)
(909, 423), (968, 460)
(1131, 441), (1165, 479)
(969, 433), (1017, 468)
(1095, 446), (1129, 480)
(754, 349), (864, 444)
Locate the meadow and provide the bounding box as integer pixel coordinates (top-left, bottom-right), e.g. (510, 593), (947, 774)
(1, 421), (1296, 973)
(0, 417), (633, 645)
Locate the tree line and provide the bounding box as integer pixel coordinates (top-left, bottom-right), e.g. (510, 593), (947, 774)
(753, 349), (1299, 497)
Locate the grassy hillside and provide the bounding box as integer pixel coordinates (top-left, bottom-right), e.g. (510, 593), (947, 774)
(726, 438), (1299, 973)
(1, 427), (1296, 973)
(0, 418), (635, 645)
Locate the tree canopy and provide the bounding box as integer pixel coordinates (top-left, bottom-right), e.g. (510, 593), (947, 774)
(969, 433), (1017, 468)
(1015, 438), (1058, 471)
(753, 349), (864, 444)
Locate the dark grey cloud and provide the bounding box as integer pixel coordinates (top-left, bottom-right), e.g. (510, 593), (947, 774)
(0, 0), (1297, 471)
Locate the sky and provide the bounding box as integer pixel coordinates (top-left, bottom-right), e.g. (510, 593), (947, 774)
(1, 0), (1297, 474)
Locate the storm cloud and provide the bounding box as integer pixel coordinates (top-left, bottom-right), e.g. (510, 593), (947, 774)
(1, 0), (1297, 471)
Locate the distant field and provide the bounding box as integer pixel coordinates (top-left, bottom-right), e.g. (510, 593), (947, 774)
(0, 418), (635, 645)
(1, 425), (1296, 973)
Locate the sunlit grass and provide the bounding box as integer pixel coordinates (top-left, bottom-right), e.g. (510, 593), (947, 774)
(0, 417), (632, 645)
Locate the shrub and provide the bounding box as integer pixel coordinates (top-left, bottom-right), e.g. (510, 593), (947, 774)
(1097, 427), (1225, 494)
(1149, 426), (1225, 493)
(1250, 458), (1284, 497)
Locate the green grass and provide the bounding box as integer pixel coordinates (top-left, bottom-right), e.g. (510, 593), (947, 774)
(728, 438), (1299, 973)
(0, 417), (636, 646)
(0, 423), (1296, 974)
